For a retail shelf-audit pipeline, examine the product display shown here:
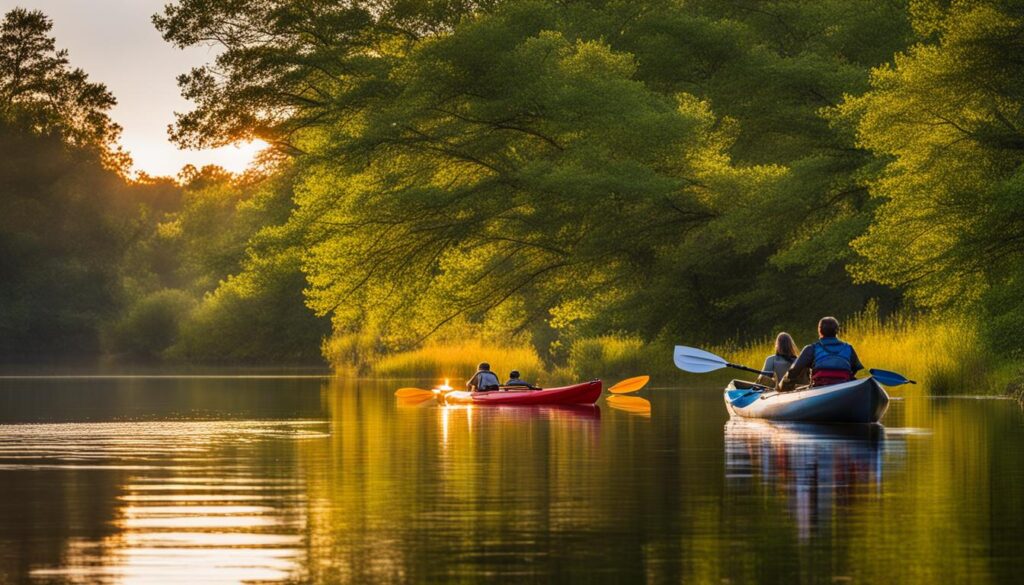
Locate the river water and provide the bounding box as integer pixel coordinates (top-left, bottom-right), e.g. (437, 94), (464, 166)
(0, 376), (1021, 584)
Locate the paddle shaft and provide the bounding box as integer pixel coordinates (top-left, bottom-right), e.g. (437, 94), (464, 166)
(726, 362), (773, 377)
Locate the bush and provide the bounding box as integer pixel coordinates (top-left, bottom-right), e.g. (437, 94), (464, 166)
(104, 289), (196, 359)
(171, 268), (329, 363)
(564, 335), (669, 380)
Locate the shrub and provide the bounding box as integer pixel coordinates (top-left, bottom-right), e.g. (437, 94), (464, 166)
(104, 289), (196, 359)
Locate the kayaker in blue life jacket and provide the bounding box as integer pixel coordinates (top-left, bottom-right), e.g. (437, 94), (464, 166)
(467, 362), (500, 392)
(504, 370), (532, 388)
(779, 316), (863, 390)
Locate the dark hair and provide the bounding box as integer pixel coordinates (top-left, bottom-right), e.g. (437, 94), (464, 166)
(509, 370), (520, 379)
(478, 362), (490, 371)
(818, 317), (840, 337)
(774, 332), (798, 359)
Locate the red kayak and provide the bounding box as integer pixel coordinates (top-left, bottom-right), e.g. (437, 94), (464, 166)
(439, 380), (602, 406)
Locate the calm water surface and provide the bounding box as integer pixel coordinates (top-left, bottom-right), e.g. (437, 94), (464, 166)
(0, 376), (1021, 584)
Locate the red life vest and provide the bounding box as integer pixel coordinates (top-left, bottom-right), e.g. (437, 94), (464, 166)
(811, 368), (853, 386)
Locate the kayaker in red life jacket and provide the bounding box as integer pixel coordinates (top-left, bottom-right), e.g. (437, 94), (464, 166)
(779, 316), (863, 391)
(467, 362), (501, 392)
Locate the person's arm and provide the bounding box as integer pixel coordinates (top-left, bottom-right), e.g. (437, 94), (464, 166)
(466, 372), (479, 390)
(755, 356), (774, 386)
(849, 346), (864, 375)
(780, 345), (815, 389)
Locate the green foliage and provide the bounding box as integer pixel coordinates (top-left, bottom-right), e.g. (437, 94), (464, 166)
(371, 341), (544, 382)
(172, 252), (329, 363)
(727, 305), (1008, 395)
(104, 289), (196, 359)
(564, 335), (668, 381)
(0, 8), (126, 168)
(155, 0), (916, 362)
(0, 126), (132, 357)
(839, 0), (1024, 354)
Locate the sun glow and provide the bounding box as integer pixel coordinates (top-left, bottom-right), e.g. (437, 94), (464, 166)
(130, 139), (271, 178)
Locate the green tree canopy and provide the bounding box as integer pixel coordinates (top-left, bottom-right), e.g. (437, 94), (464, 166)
(839, 0), (1024, 353)
(154, 0), (914, 356)
(0, 8), (125, 167)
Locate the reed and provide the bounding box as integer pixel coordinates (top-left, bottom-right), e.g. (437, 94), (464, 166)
(723, 309), (1006, 395)
(341, 307), (1013, 395)
(370, 341), (545, 383)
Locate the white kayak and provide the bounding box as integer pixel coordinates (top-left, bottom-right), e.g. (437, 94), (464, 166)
(724, 377), (890, 423)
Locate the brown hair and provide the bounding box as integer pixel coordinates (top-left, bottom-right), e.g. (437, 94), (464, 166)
(774, 332), (798, 359)
(818, 316), (840, 337)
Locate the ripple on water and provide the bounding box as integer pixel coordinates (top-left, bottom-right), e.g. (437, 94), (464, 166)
(0, 420), (323, 584)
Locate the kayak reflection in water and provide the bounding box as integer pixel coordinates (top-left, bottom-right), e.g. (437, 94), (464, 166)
(724, 419), (899, 541)
(466, 362), (500, 392)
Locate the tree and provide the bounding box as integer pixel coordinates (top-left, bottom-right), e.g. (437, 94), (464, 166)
(155, 0), (914, 359)
(0, 8), (125, 169)
(838, 0), (1024, 354)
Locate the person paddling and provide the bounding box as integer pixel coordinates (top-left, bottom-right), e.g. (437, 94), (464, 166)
(756, 332), (807, 387)
(504, 370), (533, 388)
(779, 316), (863, 390)
(467, 362), (500, 392)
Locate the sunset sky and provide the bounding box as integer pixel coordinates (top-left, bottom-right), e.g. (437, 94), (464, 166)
(9, 0), (264, 177)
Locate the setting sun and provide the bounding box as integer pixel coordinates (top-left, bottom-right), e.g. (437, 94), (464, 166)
(129, 138), (270, 178)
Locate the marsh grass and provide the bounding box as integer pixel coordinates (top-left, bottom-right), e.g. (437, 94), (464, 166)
(370, 341), (545, 384)
(346, 308), (1011, 394)
(724, 309), (1007, 395)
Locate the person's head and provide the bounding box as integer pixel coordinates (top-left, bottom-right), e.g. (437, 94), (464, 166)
(509, 370), (520, 380)
(478, 362), (490, 371)
(774, 332), (798, 358)
(818, 317), (840, 338)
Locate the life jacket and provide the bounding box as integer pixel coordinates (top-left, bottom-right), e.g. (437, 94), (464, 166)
(475, 371), (500, 390)
(812, 338), (854, 386)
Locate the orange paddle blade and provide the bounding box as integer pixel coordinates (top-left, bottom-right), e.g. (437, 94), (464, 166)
(395, 387), (433, 398)
(398, 394), (435, 406)
(606, 395), (651, 412)
(607, 375), (650, 394)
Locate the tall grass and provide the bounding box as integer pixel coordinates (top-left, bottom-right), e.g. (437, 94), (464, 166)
(559, 335), (672, 381)
(332, 307), (1013, 395)
(370, 341), (545, 383)
(725, 309), (1007, 395)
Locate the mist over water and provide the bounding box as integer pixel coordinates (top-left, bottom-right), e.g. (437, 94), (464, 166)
(0, 377), (1021, 584)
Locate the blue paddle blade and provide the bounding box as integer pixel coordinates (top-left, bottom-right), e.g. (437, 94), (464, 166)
(870, 368), (917, 386)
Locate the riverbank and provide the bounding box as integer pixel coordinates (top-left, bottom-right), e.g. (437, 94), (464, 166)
(351, 311), (1019, 395)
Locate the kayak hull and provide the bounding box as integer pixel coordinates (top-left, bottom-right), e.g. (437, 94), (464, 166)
(724, 377), (889, 423)
(441, 380), (602, 406)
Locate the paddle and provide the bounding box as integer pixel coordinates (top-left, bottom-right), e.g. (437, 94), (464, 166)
(869, 368), (917, 386)
(607, 375), (650, 394)
(606, 395), (652, 414)
(394, 387), (434, 399)
(673, 346), (772, 377)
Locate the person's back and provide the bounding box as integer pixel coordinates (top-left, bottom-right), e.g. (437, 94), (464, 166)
(504, 370), (532, 388)
(467, 362), (500, 392)
(780, 316), (863, 390)
(756, 332), (804, 387)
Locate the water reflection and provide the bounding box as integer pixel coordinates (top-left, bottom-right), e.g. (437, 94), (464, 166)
(2, 378), (1024, 583)
(0, 421), (325, 583)
(725, 419), (904, 541)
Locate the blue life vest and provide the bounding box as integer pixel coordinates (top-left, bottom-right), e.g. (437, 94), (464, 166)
(813, 338), (853, 371)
